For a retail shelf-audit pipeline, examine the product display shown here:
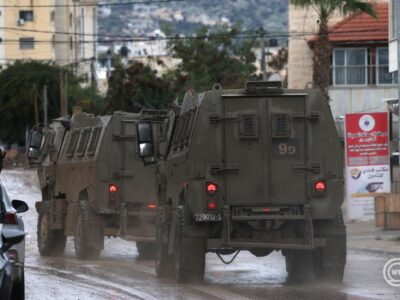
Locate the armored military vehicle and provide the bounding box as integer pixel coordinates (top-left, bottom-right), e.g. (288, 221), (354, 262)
(28, 110), (167, 259)
(136, 82), (346, 283)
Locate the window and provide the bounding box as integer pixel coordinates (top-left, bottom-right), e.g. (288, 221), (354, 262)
(19, 10), (33, 22)
(76, 128), (91, 157)
(332, 48), (367, 86)
(87, 127), (101, 156)
(19, 37), (35, 49)
(376, 48), (398, 85)
(65, 129), (80, 158)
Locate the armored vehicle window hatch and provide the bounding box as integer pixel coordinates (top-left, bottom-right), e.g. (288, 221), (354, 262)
(272, 114), (291, 139)
(87, 126), (101, 156)
(239, 114), (258, 139)
(76, 128), (91, 157)
(65, 129), (80, 158)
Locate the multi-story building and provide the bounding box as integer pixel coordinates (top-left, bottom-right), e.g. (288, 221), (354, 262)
(288, 1), (394, 121)
(0, 0), (98, 81)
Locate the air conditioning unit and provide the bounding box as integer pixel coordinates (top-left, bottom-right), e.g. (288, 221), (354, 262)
(17, 19), (25, 26)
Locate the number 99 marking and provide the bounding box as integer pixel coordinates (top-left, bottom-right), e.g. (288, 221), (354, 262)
(279, 143), (296, 155)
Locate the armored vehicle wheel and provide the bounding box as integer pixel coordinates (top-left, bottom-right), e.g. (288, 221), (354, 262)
(173, 207), (206, 283)
(37, 209), (66, 256)
(284, 250), (315, 283)
(136, 241), (156, 259)
(313, 210), (346, 282)
(74, 200), (102, 259)
(155, 222), (174, 278)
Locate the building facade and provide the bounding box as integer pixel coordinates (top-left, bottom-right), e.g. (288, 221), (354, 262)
(0, 0), (98, 80)
(288, 0), (394, 120)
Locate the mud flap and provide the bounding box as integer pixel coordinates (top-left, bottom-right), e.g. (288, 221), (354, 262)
(321, 224), (346, 268)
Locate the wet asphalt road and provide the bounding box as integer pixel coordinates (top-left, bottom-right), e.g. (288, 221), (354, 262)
(1, 168), (399, 300)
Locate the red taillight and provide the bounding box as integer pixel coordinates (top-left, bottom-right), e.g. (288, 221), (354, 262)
(206, 182), (218, 210)
(147, 203), (157, 209)
(314, 180), (327, 193)
(207, 202), (218, 210)
(4, 212), (18, 225)
(108, 184), (118, 208)
(109, 184), (118, 193)
(206, 183), (217, 194)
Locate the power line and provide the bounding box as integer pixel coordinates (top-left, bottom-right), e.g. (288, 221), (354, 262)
(0, 27), (389, 43)
(0, 0), (189, 8)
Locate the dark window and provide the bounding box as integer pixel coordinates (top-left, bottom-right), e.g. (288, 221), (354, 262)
(76, 128), (91, 157)
(272, 114), (291, 139)
(66, 129), (80, 158)
(19, 37), (35, 49)
(332, 48), (367, 85)
(240, 114), (258, 139)
(87, 127), (101, 156)
(376, 47), (398, 85)
(19, 10), (34, 21)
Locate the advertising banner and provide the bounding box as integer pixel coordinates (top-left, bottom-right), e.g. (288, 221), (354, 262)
(345, 113), (390, 220)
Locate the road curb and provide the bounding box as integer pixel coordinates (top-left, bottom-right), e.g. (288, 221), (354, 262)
(348, 247), (400, 257)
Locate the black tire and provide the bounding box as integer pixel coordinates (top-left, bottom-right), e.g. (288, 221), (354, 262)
(314, 210), (346, 282)
(37, 209), (66, 256)
(136, 242), (157, 259)
(74, 200), (102, 260)
(285, 250), (315, 283)
(11, 267), (24, 300)
(173, 207), (206, 283)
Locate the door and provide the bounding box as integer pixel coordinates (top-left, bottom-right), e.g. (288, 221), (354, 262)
(223, 96), (307, 206)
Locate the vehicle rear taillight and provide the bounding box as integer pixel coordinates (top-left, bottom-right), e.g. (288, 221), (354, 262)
(4, 212), (18, 224)
(314, 180), (327, 195)
(109, 184), (118, 193)
(206, 182), (218, 210)
(108, 183), (118, 208)
(147, 202), (157, 209)
(6, 250), (18, 263)
(206, 183), (217, 195)
(207, 202), (218, 210)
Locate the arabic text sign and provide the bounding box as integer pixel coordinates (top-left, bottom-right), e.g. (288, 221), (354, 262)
(345, 113), (390, 220)
(345, 113), (389, 166)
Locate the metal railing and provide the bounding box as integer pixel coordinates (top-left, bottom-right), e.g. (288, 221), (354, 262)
(331, 65), (398, 86)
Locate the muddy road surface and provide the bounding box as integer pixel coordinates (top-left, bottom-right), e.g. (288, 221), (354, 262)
(0, 169), (398, 300)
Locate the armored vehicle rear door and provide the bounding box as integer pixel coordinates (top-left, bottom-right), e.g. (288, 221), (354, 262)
(223, 95), (307, 205)
(121, 120), (156, 207)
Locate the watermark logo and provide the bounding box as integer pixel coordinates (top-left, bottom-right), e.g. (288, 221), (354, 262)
(383, 258), (400, 287)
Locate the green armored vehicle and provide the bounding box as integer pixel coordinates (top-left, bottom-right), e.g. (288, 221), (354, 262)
(136, 82), (346, 282)
(28, 110), (167, 259)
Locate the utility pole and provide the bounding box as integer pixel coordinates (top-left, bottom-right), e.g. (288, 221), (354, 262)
(257, 27), (268, 81)
(42, 85), (48, 126)
(90, 56), (97, 92)
(397, 0), (400, 166)
(60, 70), (65, 116)
(33, 84), (39, 127)
(64, 72), (68, 115)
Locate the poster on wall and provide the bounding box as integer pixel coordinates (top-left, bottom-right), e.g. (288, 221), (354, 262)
(345, 113), (390, 220)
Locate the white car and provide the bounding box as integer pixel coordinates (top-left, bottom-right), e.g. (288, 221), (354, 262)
(0, 148), (28, 300)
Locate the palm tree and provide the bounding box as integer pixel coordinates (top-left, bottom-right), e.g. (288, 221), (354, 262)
(290, 0), (376, 97)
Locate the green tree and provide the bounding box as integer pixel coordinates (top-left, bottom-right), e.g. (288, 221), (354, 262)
(290, 0), (376, 96)
(165, 25), (257, 96)
(0, 61), (100, 145)
(106, 61), (173, 112)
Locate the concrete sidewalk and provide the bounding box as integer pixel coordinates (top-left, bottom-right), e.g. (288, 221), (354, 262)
(346, 220), (400, 255)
